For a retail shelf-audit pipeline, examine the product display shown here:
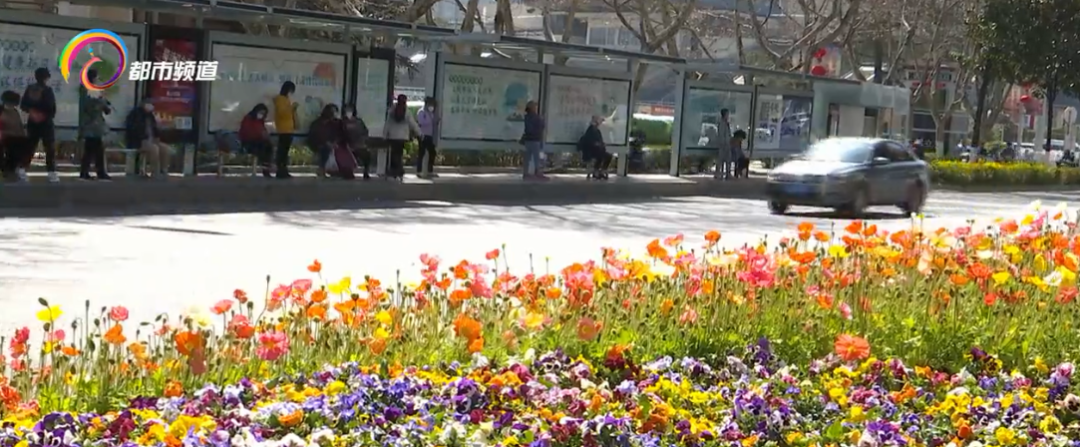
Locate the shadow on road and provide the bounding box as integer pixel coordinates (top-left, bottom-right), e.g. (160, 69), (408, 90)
(783, 210), (911, 221)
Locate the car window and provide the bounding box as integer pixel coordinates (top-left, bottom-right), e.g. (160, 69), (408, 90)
(805, 139), (873, 163)
(886, 142), (915, 162)
(871, 143), (893, 160)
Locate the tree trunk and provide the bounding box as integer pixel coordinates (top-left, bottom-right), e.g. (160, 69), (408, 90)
(873, 40), (883, 84)
(971, 61), (993, 150)
(1046, 73), (1058, 151)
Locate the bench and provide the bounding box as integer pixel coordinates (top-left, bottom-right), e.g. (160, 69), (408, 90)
(104, 147), (143, 176)
(216, 151), (260, 177)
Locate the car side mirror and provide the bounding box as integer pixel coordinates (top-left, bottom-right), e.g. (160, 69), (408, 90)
(871, 157), (890, 166)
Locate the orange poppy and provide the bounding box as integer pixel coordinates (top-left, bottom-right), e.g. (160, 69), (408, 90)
(306, 304), (328, 320)
(453, 314), (483, 341)
(834, 333), (871, 362)
(646, 239), (669, 259)
(307, 260), (322, 273)
(103, 324), (126, 345)
(467, 337), (484, 354)
(704, 230), (721, 245)
(174, 331), (204, 356)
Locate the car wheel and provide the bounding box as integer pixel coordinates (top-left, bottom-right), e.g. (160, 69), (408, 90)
(768, 201), (789, 215)
(899, 182), (927, 215)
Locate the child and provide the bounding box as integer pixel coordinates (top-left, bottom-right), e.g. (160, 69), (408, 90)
(0, 90), (27, 182)
(732, 129), (749, 178)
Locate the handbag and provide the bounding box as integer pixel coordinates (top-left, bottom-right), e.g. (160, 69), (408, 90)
(324, 146), (339, 172)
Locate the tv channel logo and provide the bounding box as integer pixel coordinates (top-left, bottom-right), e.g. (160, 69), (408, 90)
(59, 29), (218, 90)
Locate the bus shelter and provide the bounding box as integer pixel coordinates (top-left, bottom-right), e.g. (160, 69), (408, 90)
(667, 61), (912, 177)
(10, 0), (686, 177)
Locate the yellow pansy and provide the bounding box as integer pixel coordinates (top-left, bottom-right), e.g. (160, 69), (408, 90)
(326, 381), (346, 395)
(995, 426), (1018, 445)
(1040, 415), (1062, 434)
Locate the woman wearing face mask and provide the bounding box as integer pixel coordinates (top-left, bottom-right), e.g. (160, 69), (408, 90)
(272, 81), (297, 179)
(307, 104), (344, 178)
(382, 94), (420, 181)
(239, 104), (272, 177)
(341, 104), (371, 180)
(125, 101), (170, 179)
(415, 97), (439, 178)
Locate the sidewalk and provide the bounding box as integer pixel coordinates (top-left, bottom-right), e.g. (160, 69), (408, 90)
(0, 172), (768, 217)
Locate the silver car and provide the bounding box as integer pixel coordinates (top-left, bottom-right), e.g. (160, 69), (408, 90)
(766, 137), (930, 216)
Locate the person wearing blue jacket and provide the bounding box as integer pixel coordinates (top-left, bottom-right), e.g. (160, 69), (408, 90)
(520, 101), (546, 180)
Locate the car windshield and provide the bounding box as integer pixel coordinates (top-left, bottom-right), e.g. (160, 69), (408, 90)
(803, 139), (872, 163)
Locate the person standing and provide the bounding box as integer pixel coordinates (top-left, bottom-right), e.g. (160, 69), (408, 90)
(125, 101), (170, 179)
(415, 97), (440, 178)
(521, 101), (546, 180)
(20, 67), (58, 183)
(239, 104), (272, 177)
(0, 91), (27, 181)
(77, 69), (112, 181)
(272, 81), (297, 179)
(715, 108), (733, 180)
(382, 95), (420, 181)
(341, 103), (371, 180)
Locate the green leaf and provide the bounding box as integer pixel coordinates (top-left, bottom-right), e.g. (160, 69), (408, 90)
(824, 421), (844, 440)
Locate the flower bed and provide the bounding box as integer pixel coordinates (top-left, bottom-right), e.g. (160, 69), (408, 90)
(4, 203), (1080, 444)
(4, 346), (1080, 447)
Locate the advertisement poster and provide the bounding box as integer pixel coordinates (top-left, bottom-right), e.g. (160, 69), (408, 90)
(147, 38), (197, 131)
(354, 57), (390, 135)
(780, 97), (813, 152)
(441, 64), (540, 141)
(546, 75), (630, 146)
(0, 23), (138, 128)
(680, 87), (752, 149)
(753, 95), (783, 151)
(208, 44), (346, 134)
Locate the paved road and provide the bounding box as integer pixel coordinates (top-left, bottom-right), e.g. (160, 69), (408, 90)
(0, 190), (1076, 336)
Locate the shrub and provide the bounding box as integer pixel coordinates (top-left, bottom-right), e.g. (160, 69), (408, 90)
(631, 117), (672, 145)
(931, 160), (1080, 186)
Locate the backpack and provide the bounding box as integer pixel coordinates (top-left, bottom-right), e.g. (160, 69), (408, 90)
(24, 85), (46, 123)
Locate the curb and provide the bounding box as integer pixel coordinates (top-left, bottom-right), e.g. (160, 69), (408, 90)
(0, 177), (770, 217)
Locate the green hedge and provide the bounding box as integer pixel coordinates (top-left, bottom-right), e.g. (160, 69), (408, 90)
(930, 160), (1080, 186)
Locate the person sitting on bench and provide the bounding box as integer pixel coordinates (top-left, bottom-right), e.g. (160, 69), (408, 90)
(577, 115), (613, 180)
(125, 101), (169, 179)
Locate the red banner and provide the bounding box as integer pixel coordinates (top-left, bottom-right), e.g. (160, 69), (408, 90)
(147, 39), (197, 131)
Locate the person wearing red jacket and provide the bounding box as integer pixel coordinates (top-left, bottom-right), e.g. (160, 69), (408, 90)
(239, 104), (272, 177)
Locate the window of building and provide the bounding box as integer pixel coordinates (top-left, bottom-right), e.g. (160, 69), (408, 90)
(549, 13), (588, 40)
(588, 26), (639, 49)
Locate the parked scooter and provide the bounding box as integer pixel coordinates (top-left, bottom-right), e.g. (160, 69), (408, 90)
(1058, 150), (1078, 168)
